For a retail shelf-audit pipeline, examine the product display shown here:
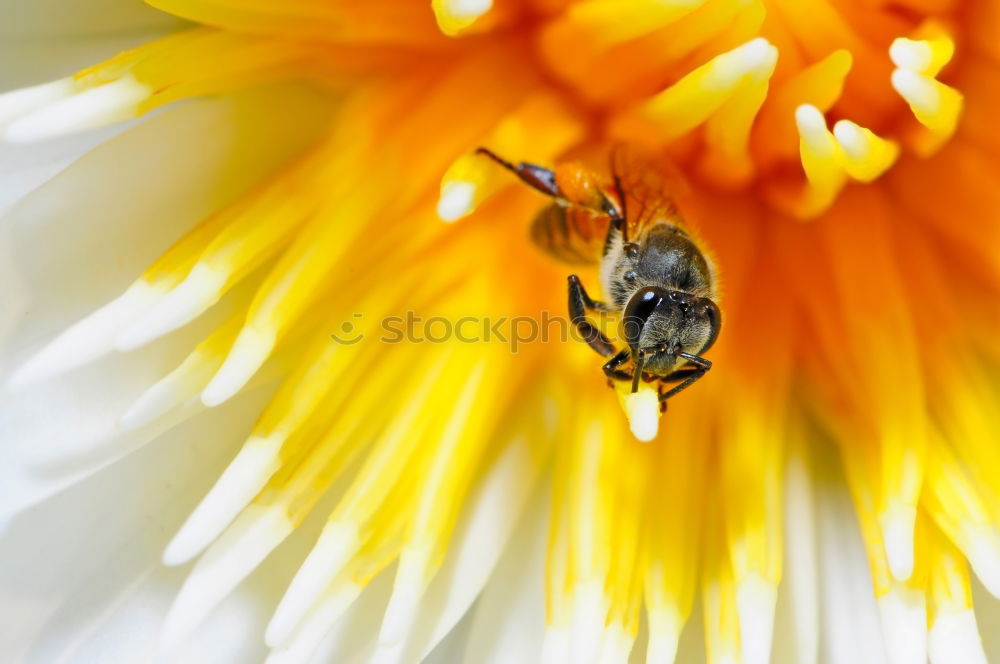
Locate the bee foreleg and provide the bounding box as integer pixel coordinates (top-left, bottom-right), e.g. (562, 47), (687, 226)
(603, 349), (633, 381)
(568, 275), (616, 357)
(568, 274), (612, 313)
(476, 147), (562, 198)
(657, 355), (712, 402)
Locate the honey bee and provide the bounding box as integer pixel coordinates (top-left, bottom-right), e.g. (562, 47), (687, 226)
(479, 147), (720, 408)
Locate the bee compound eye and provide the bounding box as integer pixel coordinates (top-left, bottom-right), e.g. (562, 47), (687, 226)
(622, 287), (667, 347)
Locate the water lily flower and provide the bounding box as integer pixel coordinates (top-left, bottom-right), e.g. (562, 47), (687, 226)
(2, 1), (999, 663)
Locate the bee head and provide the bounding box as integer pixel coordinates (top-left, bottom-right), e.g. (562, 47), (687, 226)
(621, 286), (721, 377)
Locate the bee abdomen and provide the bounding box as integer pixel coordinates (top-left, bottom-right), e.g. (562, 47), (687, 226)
(529, 203), (604, 265)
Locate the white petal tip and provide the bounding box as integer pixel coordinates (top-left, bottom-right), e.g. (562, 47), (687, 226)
(162, 506), (293, 645)
(437, 182), (477, 222)
(3, 77), (148, 143)
(164, 435), (284, 566)
(928, 610), (987, 664)
(739, 37), (777, 69)
(115, 265), (225, 351)
(201, 326), (276, 407)
(736, 575), (777, 664)
(878, 586), (927, 664)
(266, 522), (361, 647)
(881, 505), (916, 581)
(963, 528), (1000, 598)
(377, 545), (433, 648)
(5, 283), (160, 389)
(441, 0), (493, 21)
(0, 78), (75, 127)
(795, 104), (826, 134)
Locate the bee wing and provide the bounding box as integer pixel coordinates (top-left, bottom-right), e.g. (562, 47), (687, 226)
(609, 144), (689, 239)
(530, 203), (609, 265)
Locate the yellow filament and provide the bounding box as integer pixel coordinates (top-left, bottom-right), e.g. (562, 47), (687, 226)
(74, 28), (316, 113)
(247, 274), (423, 450)
(755, 49), (853, 164)
(890, 20), (955, 78)
(794, 104), (846, 217)
(192, 154), (326, 289)
(605, 437), (652, 636)
(699, 42), (777, 186)
(926, 527), (974, 616)
(833, 120), (899, 183)
(566, 400), (617, 589)
(703, 501), (742, 664)
(611, 38), (778, 144)
(406, 355), (503, 546)
(326, 345), (470, 529)
(644, 430), (708, 656)
(889, 21), (962, 153)
(923, 430), (1000, 565)
(254, 338), (430, 524)
(432, 0), (495, 36)
(554, 0), (707, 48)
(722, 405), (783, 589)
(156, 313), (242, 386)
(892, 70), (963, 148)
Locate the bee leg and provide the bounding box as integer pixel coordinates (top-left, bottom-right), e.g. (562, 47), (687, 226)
(568, 274), (611, 312)
(476, 147), (562, 198)
(657, 355), (712, 402)
(568, 275), (615, 357)
(603, 349), (634, 381)
(478, 147), (622, 223)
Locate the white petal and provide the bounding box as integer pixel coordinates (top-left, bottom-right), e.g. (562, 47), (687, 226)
(815, 472), (889, 664)
(405, 435), (548, 661)
(0, 30), (168, 216)
(928, 609), (987, 664)
(0, 83), (333, 514)
(460, 487), (548, 663)
(0, 386), (275, 663)
(772, 450), (819, 664)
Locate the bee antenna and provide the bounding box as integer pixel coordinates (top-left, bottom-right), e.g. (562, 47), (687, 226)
(631, 350), (645, 394)
(475, 147), (517, 172)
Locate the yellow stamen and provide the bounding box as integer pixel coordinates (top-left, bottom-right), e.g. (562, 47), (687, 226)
(549, 0), (707, 50)
(119, 314), (242, 431)
(378, 347), (512, 650)
(890, 21), (962, 155)
(644, 427), (707, 664)
(611, 38), (778, 145)
(793, 104), (846, 218)
(832, 120), (899, 183)
(703, 503), (742, 664)
(698, 40), (778, 186)
(2, 28), (315, 142)
(116, 153), (324, 350)
(889, 20), (955, 78)
(923, 432), (1000, 598)
(432, 0), (494, 36)
(754, 49), (853, 166)
(891, 69), (963, 152)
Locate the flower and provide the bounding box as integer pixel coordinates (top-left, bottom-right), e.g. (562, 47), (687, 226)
(1, 0), (999, 663)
